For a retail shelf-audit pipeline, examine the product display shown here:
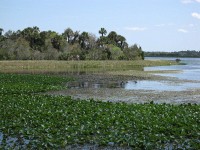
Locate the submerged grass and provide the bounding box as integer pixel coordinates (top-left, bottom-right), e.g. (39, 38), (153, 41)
(0, 73), (199, 149)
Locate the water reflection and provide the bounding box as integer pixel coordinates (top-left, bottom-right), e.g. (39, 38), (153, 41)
(67, 81), (129, 89)
(67, 80), (200, 91)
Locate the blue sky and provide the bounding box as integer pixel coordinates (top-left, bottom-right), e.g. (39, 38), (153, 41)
(1, 0), (200, 52)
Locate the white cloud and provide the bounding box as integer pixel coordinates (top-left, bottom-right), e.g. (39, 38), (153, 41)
(192, 12), (200, 19)
(181, 0), (193, 4)
(178, 29), (189, 33)
(125, 27), (147, 32)
(181, 0), (200, 3)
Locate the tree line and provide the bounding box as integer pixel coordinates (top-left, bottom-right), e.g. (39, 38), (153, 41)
(0, 27), (144, 60)
(145, 50), (200, 58)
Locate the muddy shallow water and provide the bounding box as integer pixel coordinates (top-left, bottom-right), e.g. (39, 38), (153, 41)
(48, 72), (200, 104)
(48, 57), (200, 104)
(66, 80), (200, 91)
(48, 88), (200, 104)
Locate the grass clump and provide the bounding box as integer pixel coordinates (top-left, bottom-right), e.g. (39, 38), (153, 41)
(0, 74), (199, 149)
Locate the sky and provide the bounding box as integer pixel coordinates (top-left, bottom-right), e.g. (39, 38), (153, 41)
(0, 0), (200, 52)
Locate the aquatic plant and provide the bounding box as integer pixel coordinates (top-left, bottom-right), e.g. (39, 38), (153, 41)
(0, 74), (199, 149)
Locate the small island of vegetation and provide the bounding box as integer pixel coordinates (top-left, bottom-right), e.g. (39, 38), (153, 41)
(145, 50), (200, 58)
(0, 27), (144, 61)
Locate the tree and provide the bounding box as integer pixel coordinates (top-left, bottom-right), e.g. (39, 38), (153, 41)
(124, 44), (143, 60)
(21, 26), (41, 50)
(0, 28), (5, 42)
(4, 30), (15, 39)
(62, 28), (80, 45)
(87, 33), (97, 50)
(0, 37), (32, 60)
(0, 26), (145, 60)
(116, 35), (126, 49)
(14, 37), (32, 60)
(0, 28), (3, 36)
(63, 28), (74, 43)
(79, 32), (89, 49)
(107, 44), (124, 60)
(99, 28), (107, 37)
(71, 31), (79, 44)
(60, 43), (82, 60)
(51, 34), (64, 50)
(86, 48), (107, 60)
(107, 31), (117, 44)
(97, 36), (108, 48)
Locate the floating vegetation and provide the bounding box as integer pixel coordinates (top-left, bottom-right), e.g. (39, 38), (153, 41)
(0, 74), (199, 149)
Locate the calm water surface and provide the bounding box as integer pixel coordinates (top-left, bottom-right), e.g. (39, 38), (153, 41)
(131, 57), (200, 91)
(145, 57), (200, 81)
(124, 80), (200, 91)
(67, 57), (200, 91)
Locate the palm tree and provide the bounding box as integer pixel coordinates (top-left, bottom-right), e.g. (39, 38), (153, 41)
(21, 26), (40, 49)
(63, 28), (74, 43)
(107, 31), (117, 45)
(99, 28), (107, 37)
(79, 32), (89, 49)
(116, 35), (126, 49)
(97, 36), (108, 47)
(71, 31), (79, 44)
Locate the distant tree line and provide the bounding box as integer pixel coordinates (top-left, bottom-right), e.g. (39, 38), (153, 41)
(0, 27), (144, 60)
(145, 50), (200, 58)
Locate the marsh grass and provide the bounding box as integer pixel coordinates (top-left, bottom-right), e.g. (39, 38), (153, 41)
(0, 60), (177, 74)
(103, 70), (181, 80)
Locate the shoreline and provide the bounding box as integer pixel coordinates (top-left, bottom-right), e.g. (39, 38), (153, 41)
(48, 71), (200, 104)
(1, 60), (199, 104)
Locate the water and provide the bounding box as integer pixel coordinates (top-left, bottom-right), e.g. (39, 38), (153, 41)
(67, 80), (200, 91)
(67, 81), (127, 89)
(132, 57), (200, 91)
(0, 132), (31, 149)
(145, 57), (200, 81)
(67, 57), (200, 91)
(124, 80), (200, 91)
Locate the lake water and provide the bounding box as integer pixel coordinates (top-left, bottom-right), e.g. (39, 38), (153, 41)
(126, 57), (200, 91)
(67, 57), (200, 91)
(145, 57), (200, 81)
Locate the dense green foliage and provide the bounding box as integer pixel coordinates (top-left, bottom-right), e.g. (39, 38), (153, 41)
(0, 74), (71, 94)
(0, 27), (144, 60)
(0, 74), (199, 149)
(145, 50), (200, 58)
